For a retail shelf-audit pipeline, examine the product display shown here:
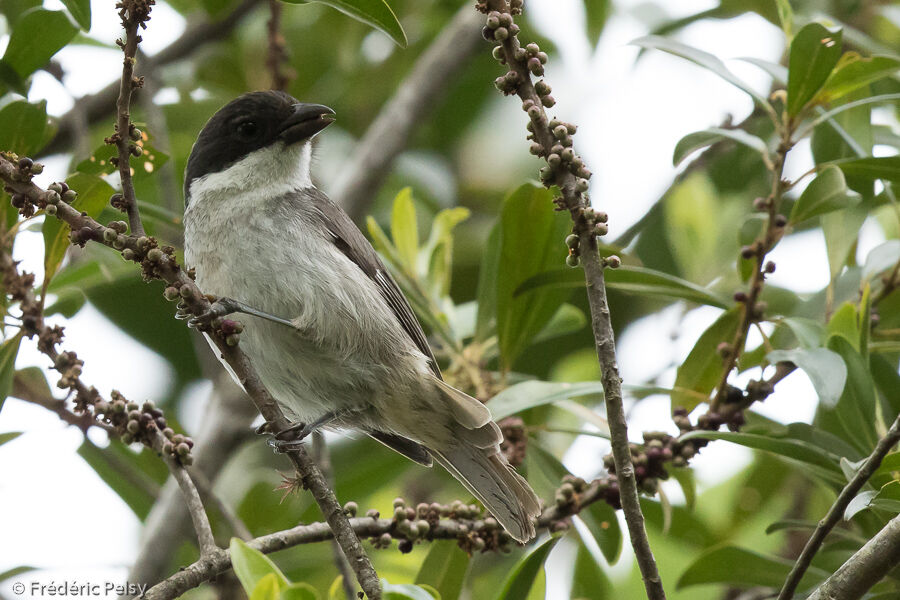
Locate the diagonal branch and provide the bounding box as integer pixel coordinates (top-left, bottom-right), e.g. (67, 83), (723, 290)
(806, 510), (900, 600)
(38, 0), (263, 158)
(778, 413), (900, 600)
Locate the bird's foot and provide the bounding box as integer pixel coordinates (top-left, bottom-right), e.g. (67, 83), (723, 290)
(185, 296), (242, 329)
(264, 413), (340, 453)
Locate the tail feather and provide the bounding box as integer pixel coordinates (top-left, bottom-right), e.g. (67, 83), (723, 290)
(430, 445), (540, 543)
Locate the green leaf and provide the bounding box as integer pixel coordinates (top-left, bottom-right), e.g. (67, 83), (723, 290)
(42, 173), (115, 283)
(789, 165), (861, 224)
(671, 467), (697, 510)
(827, 302), (860, 351)
(532, 304), (587, 344)
(475, 225), (501, 342)
(390, 188), (418, 272)
(799, 93), (900, 138)
(495, 183), (572, 368)
(630, 35), (772, 109)
(280, 582), (320, 600)
(493, 537), (560, 600)
(583, 0), (611, 44)
(767, 347), (846, 407)
(822, 205), (867, 281)
(818, 336), (878, 455)
(787, 23), (843, 117)
(862, 241), (900, 281)
(415, 541), (468, 600)
(0, 100), (48, 156)
(0, 333), (23, 413)
(0, 431), (23, 447)
(570, 544), (611, 599)
(61, 0), (90, 30)
(281, 0), (407, 47)
(816, 54), (900, 104)
(251, 574), (283, 600)
(677, 545), (828, 590)
(677, 430), (843, 475)
(0, 566), (35, 585)
(845, 481), (900, 519)
(514, 265), (729, 308)
(774, 0), (793, 38)
(1, 9), (78, 79)
(576, 498), (622, 564)
(781, 317), (825, 348)
(420, 206), (469, 298)
(488, 380), (604, 421)
(834, 156), (900, 182)
(230, 538), (289, 595)
(77, 440), (167, 519)
(672, 308), (741, 411)
(382, 581), (437, 600)
(672, 127), (770, 167)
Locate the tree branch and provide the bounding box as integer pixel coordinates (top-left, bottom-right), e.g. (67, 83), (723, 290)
(331, 5), (484, 219)
(123, 375), (256, 594)
(778, 414), (900, 600)
(38, 0), (263, 158)
(108, 0), (153, 237)
(806, 511), (900, 600)
(144, 474), (603, 599)
(476, 1), (666, 597)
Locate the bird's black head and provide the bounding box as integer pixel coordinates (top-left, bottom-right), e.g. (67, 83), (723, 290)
(184, 90), (335, 204)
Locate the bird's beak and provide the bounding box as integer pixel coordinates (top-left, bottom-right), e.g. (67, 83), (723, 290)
(279, 103), (335, 145)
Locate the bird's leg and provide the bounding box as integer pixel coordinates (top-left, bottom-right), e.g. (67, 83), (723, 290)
(267, 411), (342, 452)
(179, 296), (295, 329)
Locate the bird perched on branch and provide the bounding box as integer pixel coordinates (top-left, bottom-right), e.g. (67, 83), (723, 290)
(182, 90), (540, 542)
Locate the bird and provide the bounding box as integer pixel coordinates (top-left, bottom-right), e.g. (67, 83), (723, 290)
(181, 90), (541, 542)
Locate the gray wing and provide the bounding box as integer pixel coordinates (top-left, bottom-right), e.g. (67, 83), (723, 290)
(305, 187), (441, 379)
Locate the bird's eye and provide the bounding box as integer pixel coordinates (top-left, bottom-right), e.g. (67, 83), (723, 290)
(236, 120), (258, 139)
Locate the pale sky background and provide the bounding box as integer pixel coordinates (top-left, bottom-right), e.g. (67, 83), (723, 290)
(0, 0), (896, 597)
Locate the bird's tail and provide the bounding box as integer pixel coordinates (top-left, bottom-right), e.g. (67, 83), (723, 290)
(426, 378), (541, 543)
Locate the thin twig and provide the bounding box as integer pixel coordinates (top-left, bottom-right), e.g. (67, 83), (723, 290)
(265, 0), (293, 91)
(39, 0), (264, 158)
(11, 372), (113, 435)
(169, 458), (218, 556)
(124, 376), (257, 595)
(314, 432), (358, 600)
(711, 134), (792, 412)
(477, 1), (665, 596)
(109, 0), (153, 237)
(191, 467), (253, 541)
(778, 414), (900, 600)
(331, 5), (484, 219)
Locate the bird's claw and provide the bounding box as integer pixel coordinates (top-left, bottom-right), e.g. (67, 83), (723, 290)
(186, 297), (234, 329)
(263, 421), (317, 454)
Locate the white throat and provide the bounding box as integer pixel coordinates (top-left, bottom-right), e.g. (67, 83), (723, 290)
(186, 141), (313, 210)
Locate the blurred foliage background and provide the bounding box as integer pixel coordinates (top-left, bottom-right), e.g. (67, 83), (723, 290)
(1, 0), (900, 598)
